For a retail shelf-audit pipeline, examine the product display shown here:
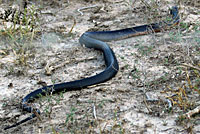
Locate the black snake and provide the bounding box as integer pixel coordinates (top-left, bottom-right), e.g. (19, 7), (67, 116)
(4, 6), (179, 130)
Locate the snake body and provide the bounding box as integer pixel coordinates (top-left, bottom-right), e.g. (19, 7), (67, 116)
(4, 6), (179, 130)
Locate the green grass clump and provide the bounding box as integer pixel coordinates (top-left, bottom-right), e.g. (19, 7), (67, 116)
(0, 5), (39, 66)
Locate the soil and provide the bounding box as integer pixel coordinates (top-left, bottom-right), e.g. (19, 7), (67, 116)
(0, 0), (200, 134)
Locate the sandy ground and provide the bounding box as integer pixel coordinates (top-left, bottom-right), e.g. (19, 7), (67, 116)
(0, 0), (200, 133)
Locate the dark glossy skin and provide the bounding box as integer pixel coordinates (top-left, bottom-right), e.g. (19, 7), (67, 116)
(4, 6), (179, 130)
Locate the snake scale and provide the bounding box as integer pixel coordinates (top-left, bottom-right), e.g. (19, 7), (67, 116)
(4, 6), (179, 130)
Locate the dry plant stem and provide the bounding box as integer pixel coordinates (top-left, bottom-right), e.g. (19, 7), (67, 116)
(181, 63), (200, 71)
(140, 0), (151, 8)
(68, 17), (76, 34)
(181, 105), (200, 119)
(33, 109), (42, 121)
(143, 95), (152, 113)
(93, 104), (97, 120)
(77, 5), (98, 16)
(45, 57), (96, 75)
(102, 121), (109, 133)
(0, 50), (6, 55)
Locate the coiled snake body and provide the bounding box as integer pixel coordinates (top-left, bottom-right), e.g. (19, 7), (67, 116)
(4, 6), (179, 130)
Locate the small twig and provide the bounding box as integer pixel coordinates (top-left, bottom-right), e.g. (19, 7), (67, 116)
(140, 0), (151, 8)
(181, 105), (200, 119)
(0, 50), (7, 55)
(33, 109), (42, 121)
(102, 121), (109, 132)
(45, 57), (96, 75)
(181, 63), (200, 71)
(93, 104), (97, 120)
(77, 5), (98, 16)
(143, 95), (152, 113)
(68, 16), (76, 34)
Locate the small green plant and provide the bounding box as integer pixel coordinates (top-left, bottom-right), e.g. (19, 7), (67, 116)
(65, 107), (77, 124)
(131, 66), (140, 79)
(134, 43), (154, 56)
(169, 31), (183, 42)
(2, 98), (9, 107)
